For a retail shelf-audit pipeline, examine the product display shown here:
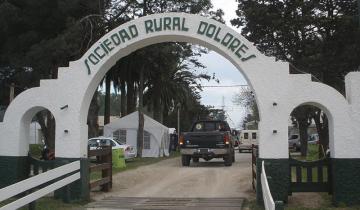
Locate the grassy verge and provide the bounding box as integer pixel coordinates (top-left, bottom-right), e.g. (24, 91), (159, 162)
(29, 144), (43, 159)
(90, 151), (180, 180)
(290, 144), (322, 161)
(1, 197), (86, 210)
(242, 199), (264, 210)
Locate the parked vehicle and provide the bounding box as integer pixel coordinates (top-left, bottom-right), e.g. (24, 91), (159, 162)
(238, 130), (258, 153)
(180, 120), (235, 167)
(88, 137), (137, 159)
(308, 134), (319, 144)
(288, 134), (300, 151)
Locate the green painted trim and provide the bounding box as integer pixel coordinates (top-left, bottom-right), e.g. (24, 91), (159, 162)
(331, 158), (360, 206)
(0, 156), (29, 188)
(256, 158), (289, 204)
(275, 201), (284, 210)
(256, 158), (263, 204)
(53, 158), (90, 202)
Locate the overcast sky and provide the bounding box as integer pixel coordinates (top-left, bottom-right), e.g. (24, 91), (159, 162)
(197, 0), (248, 129)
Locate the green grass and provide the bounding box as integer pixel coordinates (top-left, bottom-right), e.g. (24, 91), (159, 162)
(291, 144), (323, 161)
(242, 199), (264, 210)
(306, 144), (322, 161)
(90, 151), (180, 180)
(29, 144), (43, 158)
(1, 197), (86, 210)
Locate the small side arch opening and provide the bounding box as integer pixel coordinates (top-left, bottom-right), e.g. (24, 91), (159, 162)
(288, 104), (330, 160)
(22, 107), (56, 160)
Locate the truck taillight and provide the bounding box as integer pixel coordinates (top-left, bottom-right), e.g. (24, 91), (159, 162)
(179, 135), (184, 145)
(224, 134), (230, 145)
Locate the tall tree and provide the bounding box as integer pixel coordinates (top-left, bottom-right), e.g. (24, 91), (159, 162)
(233, 87), (259, 129)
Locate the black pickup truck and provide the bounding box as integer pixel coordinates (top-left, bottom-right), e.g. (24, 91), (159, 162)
(179, 120), (235, 166)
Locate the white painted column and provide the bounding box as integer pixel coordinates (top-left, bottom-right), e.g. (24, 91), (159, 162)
(345, 72), (360, 158)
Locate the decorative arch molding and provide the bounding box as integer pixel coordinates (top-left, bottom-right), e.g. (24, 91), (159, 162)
(0, 12), (359, 204)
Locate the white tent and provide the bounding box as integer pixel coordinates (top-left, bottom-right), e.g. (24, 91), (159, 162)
(103, 111), (170, 157)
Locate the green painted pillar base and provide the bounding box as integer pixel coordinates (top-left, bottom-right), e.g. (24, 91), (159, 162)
(54, 158), (90, 202)
(0, 156), (29, 188)
(332, 158), (360, 206)
(256, 158), (289, 204)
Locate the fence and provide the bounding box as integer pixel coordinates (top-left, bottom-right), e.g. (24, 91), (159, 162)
(289, 158), (332, 194)
(0, 161), (80, 210)
(88, 146), (112, 191)
(28, 156), (56, 176)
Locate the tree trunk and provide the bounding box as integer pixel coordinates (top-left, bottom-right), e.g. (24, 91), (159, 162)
(127, 81), (135, 114)
(153, 84), (162, 122)
(120, 78), (126, 117)
(87, 91), (99, 138)
(313, 109), (329, 158)
(36, 111), (56, 151)
(36, 112), (48, 145)
(318, 120), (329, 157)
(137, 112), (144, 157)
(104, 73), (111, 124)
(292, 106), (311, 157)
(47, 112), (55, 150)
(137, 67), (145, 157)
(298, 120), (309, 157)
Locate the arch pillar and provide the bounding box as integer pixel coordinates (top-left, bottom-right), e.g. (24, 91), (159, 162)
(330, 72), (360, 205)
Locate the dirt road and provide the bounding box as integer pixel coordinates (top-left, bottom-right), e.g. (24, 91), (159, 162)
(91, 153), (255, 201)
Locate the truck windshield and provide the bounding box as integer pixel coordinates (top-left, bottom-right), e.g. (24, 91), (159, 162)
(193, 122), (229, 131)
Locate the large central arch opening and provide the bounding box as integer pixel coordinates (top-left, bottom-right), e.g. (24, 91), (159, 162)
(85, 40), (260, 200)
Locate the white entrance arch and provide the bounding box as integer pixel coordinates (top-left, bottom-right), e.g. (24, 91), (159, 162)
(0, 13), (359, 204)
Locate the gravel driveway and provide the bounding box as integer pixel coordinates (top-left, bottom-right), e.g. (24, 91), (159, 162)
(91, 152), (255, 201)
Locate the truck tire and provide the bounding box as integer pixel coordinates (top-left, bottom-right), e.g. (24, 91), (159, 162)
(224, 155), (232, 166)
(181, 155), (191, 166)
(192, 157), (199, 163)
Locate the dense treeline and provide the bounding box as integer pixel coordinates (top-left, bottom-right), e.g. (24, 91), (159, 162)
(232, 0), (360, 157)
(0, 0), (224, 150)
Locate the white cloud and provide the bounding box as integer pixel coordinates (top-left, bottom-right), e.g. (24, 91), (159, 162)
(211, 0), (239, 31)
(195, 50), (248, 129)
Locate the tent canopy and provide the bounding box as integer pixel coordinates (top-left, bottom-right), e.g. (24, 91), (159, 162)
(103, 111), (170, 157)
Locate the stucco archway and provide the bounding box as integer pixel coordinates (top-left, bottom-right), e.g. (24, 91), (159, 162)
(1, 13), (359, 204)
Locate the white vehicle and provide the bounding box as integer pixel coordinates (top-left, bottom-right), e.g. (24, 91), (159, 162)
(288, 134), (300, 151)
(88, 137), (137, 159)
(308, 133), (319, 144)
(238, 130), (258, 152)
